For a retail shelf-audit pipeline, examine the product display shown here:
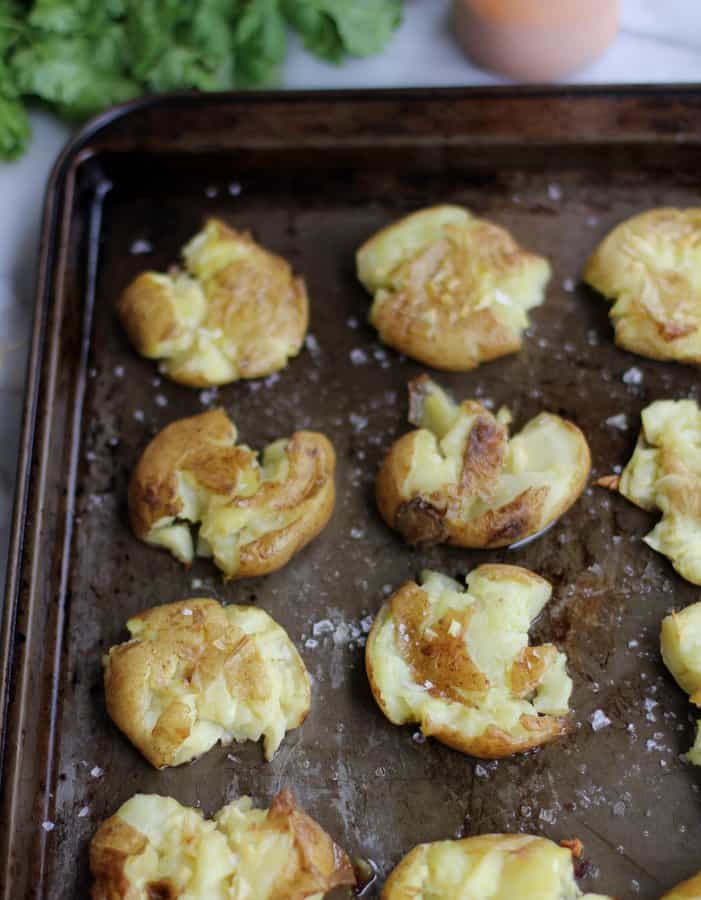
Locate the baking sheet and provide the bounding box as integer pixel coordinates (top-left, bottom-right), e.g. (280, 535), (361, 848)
(1, 88), (700, 899)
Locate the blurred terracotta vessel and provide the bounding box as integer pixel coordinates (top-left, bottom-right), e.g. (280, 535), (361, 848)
(453, 0), (619, 81)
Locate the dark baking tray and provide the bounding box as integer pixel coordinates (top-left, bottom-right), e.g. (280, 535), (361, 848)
(2, 87), (701, 899)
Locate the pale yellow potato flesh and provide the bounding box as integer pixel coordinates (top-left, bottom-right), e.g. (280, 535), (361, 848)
(356, 205), (551, 370)
(366, 565), (573, 758)
(117, 218), (308, 386)
(381, 833), (613, 899)
(89, 791), (355, 900)
(376, 377), (590, 549)
(584, 208), (701, 365)
(618, 399), (701, 585)
(104, 599), (311, 768)
(661, 599), (701, 765)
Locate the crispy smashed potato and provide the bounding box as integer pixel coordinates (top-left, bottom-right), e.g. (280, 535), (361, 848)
(118, 219), (308, 386)
(104, 599), (310, 768)
(356, 205), (551, 370)
(661, 600), (701, 765)
(376, 376), (590, 548)
(602, 399), (701, 585)
(661, 871), (701, 899)
(381, 834), (612, 900)
(584, 208), (701, 365)
(90, 789), (355, 900)
(366, 565), (572, 758)
(128, 408), (335, 579)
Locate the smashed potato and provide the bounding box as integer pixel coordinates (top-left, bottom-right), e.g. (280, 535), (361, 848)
(118, 219), (308, 386)
(104, 599), (310, 768)
(366, 565), (572, 758)
(584, 208), (701, 365)
(601, 399), (701, 585)
(356, 205), (551, 370)
(90, 789), (355, 900)
(128, 408), (335, 579)
(661, 600), (701, 765)
(381, 834), (612, 900)
(662, 871), (701, 900)
(376, 376), (590, 548)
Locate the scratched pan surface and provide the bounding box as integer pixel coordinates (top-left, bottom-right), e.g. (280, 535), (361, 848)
(2, 89), (701, 899)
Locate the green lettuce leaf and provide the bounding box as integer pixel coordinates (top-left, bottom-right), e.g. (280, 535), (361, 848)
(284, 0), (402, 63)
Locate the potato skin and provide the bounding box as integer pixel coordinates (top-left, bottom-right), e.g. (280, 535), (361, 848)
(89, 790), (355, 900)
(584, 208), (701, 366)
(366, 565), (572, 759)
(381, 833), (611, 900)
(117, 218), (309, 387)
(104, 599), (311, 769)
(661, 871), (701, 899)
(128, 408), (336, 579)
(356, 205), (551, 371)
(376, 377), (590, 549)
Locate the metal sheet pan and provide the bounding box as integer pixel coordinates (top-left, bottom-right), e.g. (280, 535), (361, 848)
(2, 88), (701, 899)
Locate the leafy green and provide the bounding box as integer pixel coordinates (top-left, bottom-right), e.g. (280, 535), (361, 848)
(0, 0), (403, 161)
(283, 0), (402, 63)
(0, 0), (30, 157)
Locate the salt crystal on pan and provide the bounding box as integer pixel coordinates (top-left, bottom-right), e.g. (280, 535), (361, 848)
(42, 821), (55, 832)
(548, 183), (562, 201)
(590, 709), (611, 731)
(360, 615), (373, 633)
(191, 578), (202, 589)
(622, 367), (643, 386)
(605, 413), (628, 431)
(312, 619), (334, 637)
(562, 278), (576, 293)
(350, 348), (368, 365)
(78, 806), (89, 818)
(114, 365), (125, 377)
(90, 766), (103, 778)
(129, 238), (153, 255)
(154, 393), (168, 407)
(133, 409), (145, 422)
(305, 638), (318, 649)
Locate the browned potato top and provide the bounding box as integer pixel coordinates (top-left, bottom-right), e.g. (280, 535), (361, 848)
(356, 205), (551, 370)
(90, 790), (355, 900)
(104, 599), (311, 769)
(366, 565), (573, 759)
(117, 218), (308, 386)
(376, 376), (590, 549)
(128, 408), (335, 579)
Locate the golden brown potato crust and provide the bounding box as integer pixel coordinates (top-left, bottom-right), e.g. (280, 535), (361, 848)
(584, 208), (701, 365)
(661, 871), (701, 899)
(118, 219), (308, 386)
(104, 599), (311, 768)
(356, 205), (550, 370)
(90, 790), (355, 900)
(366, 565), (572, 758)
(376, 376), (590, 549)
(128, 408), (335, 579)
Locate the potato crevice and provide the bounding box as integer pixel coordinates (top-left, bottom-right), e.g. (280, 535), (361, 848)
(104, 599), (311, 768)
(118, 219), (309, 386)
(376, 377), (590, 549)
(90, 790), (355, 900)
(366, 564), (573, 758)
(380, 833), (613, 899)
(584, 208), (701, 365)
(356, 205), (551, 370)
(128, 409), (335, 579)
(614, 399), (701, 585)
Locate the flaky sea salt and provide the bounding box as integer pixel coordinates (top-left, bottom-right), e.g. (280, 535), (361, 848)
(548, 183), (562, 201)
(182, 608), (193, 616)
(78, 806), (89, 818)
(590, 709), (611, 731)
(562, 278), (576, 293)
(350, 348), (368, 365)
(154, 393), (168, 407)
(605, 413), (628, 431)
(130, 238), (153, 255)
(90, 766), (103, 778)
(622, 367), (643, 386)
(42, 821), (55, 832)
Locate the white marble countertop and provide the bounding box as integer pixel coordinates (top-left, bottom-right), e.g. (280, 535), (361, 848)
(1, 0), (701, 590)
